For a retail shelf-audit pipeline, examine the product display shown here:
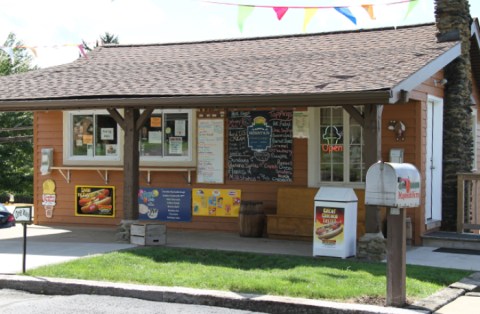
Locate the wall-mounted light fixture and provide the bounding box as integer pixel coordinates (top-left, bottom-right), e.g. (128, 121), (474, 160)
(387, 120), (406, 141)
(434, 78), (448, 87)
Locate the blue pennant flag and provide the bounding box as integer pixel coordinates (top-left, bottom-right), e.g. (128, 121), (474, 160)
(334, 7), (357, 25)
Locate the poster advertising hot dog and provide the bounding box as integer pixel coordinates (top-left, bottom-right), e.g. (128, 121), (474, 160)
(75, 186), (115, 217)
(314, 206), (345, 247)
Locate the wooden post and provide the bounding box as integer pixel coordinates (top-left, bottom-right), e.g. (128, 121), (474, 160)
(386, 207), (406, 307)
(364, 104), (383, 233)
(123, 108), (140, 220)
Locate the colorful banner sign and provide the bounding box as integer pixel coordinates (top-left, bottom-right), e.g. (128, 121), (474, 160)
(192, 188), (241, 217)
(75, 186), (115, 217)
(138, 187), (192, 222)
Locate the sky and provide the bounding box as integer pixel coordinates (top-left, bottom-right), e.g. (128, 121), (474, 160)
(1, 0), (480, 68)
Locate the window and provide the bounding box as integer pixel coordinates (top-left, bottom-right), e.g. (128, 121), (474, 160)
(63, 111), (123, 165)
(308, 107), (365, 187)
(139, 109), (195, 166)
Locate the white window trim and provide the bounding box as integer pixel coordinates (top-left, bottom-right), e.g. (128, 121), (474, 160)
(140, 109), (196, 167)
(307, 107), (366, 189)
(63, 110), (124, 166)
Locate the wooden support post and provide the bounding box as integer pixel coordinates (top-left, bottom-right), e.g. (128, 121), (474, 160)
(123, 108), (140, 220)
(386, 207), (406, 307)
(364, 104), (383, 233)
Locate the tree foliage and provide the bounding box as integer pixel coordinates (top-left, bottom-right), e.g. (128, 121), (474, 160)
(0, 33), (37, 195)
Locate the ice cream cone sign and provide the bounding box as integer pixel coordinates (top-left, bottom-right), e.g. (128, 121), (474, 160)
(42, 179), (56, 218)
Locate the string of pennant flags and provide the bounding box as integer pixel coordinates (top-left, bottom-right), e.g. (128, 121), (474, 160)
(0, 43), (90, 65)
(0, 0), (421, 64)
(201, 0), (420, 32)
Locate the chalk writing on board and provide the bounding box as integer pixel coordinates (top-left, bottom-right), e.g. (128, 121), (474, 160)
(228, 110), (293, 182)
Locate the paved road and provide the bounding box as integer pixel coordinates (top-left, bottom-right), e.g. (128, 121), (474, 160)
(0, 289), (267, 314)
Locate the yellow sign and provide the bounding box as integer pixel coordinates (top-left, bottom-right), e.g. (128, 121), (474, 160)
(192, 188), (241, 217)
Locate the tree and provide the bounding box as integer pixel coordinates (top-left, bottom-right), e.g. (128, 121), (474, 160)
(0, 33), (37, 196)
(82, 32), (119, 53)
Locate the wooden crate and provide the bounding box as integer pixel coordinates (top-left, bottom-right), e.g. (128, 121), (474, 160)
(130, 223), (167, 246)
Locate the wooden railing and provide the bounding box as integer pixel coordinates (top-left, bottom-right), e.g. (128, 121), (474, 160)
(457, 172), (480, 233)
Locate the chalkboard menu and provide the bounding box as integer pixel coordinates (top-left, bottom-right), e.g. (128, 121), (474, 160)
(228, 110), (293, 182)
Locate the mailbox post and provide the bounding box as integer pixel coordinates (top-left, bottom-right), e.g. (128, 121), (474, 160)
(365, 161), (420, 307)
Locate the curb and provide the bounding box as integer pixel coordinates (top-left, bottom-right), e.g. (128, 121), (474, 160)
(0, 275), (418, 314)
(408, 272), (480, 313)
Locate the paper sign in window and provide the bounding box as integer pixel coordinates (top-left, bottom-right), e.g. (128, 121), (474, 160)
(150, 117), (162, 128)
(175, 120), (186, 136)
(149, 131), (162, 144)
(169, 137), (183, 154)
(101, 128), (114, 140)
(83, 134), (93, 144)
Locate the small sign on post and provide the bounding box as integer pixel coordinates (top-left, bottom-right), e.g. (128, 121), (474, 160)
(13, 206), (33, 274)
(365, 162), (420, 307)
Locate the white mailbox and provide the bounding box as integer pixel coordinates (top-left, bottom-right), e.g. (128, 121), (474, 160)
(365, 161), (420, 208)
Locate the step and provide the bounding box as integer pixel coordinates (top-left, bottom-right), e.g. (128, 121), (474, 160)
(422, 231), (480, 250)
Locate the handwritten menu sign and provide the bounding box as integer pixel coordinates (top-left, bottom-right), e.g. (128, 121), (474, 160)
(197, 119), (224, 183)
(228, 110), (293, 182)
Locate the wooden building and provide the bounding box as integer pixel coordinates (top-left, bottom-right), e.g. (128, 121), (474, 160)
(1, 22), (480, 246)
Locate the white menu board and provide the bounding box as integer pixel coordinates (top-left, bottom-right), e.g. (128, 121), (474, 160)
(197, 119), (224, 183)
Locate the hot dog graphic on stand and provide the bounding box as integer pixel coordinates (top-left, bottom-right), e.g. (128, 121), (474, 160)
(76, 186), (115, 217)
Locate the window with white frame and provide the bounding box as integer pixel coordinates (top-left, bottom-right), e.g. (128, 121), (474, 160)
(308, 107), (365, 187)
(63, 110), (122, 165)
(138, 109), (195, 166)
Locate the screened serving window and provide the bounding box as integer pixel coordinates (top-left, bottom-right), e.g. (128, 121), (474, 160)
(63, 110), (122, 165)
(139, 109), (194, 165)
(308, 107), (365, 187)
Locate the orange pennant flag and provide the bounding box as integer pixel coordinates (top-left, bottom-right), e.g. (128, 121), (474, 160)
(362, 4), (375, 20)
(303, 8), (318, 33)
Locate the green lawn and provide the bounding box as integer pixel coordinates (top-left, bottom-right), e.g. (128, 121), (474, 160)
(26, 247), (471, 303)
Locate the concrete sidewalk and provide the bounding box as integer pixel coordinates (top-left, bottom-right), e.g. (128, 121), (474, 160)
(1, 224), (480, 313)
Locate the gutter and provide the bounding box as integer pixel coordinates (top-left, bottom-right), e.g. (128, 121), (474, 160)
(0, 91), (392, 112)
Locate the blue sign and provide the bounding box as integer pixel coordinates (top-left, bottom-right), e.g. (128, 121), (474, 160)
(247, 116), (272, 152)
(138, 187), (192, 222)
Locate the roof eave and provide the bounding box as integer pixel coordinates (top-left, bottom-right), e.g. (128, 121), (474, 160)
(389, 42), (462, 104)
(0, 91), (392, 112)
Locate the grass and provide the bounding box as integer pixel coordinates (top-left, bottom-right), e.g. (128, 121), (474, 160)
(26, 247), (471, 302)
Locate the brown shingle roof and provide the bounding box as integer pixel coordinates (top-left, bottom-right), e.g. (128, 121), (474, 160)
(0, 23), (459, 108)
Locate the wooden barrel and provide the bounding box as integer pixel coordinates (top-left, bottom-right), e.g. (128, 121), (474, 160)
(239, 201), (265, 237)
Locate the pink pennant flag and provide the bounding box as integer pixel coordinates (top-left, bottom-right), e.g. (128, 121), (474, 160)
(362, 4), (375, 20)
(273, 7), (288, 20)
(78, 44), (88, 58)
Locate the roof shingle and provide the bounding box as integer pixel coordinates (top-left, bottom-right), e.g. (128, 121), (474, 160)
(0, 23), (458, 102)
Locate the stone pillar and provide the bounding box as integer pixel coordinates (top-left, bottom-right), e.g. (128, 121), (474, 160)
(435, 0), (474, 230)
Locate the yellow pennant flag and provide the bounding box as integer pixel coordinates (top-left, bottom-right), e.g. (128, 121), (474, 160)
(238, 5), (255, 33)
(303, 8), (318, 33)
(362, 4), (375, 20)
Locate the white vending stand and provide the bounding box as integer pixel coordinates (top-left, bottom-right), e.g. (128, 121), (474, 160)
(313, 187), (358, 258)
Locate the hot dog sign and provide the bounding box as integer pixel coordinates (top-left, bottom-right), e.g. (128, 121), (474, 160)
(75, 186), (115, 217)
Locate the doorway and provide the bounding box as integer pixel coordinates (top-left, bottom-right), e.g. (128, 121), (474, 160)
(425, 96), (443, 224)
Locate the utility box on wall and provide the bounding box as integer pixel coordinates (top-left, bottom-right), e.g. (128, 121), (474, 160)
(365, 162), (421, 208)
